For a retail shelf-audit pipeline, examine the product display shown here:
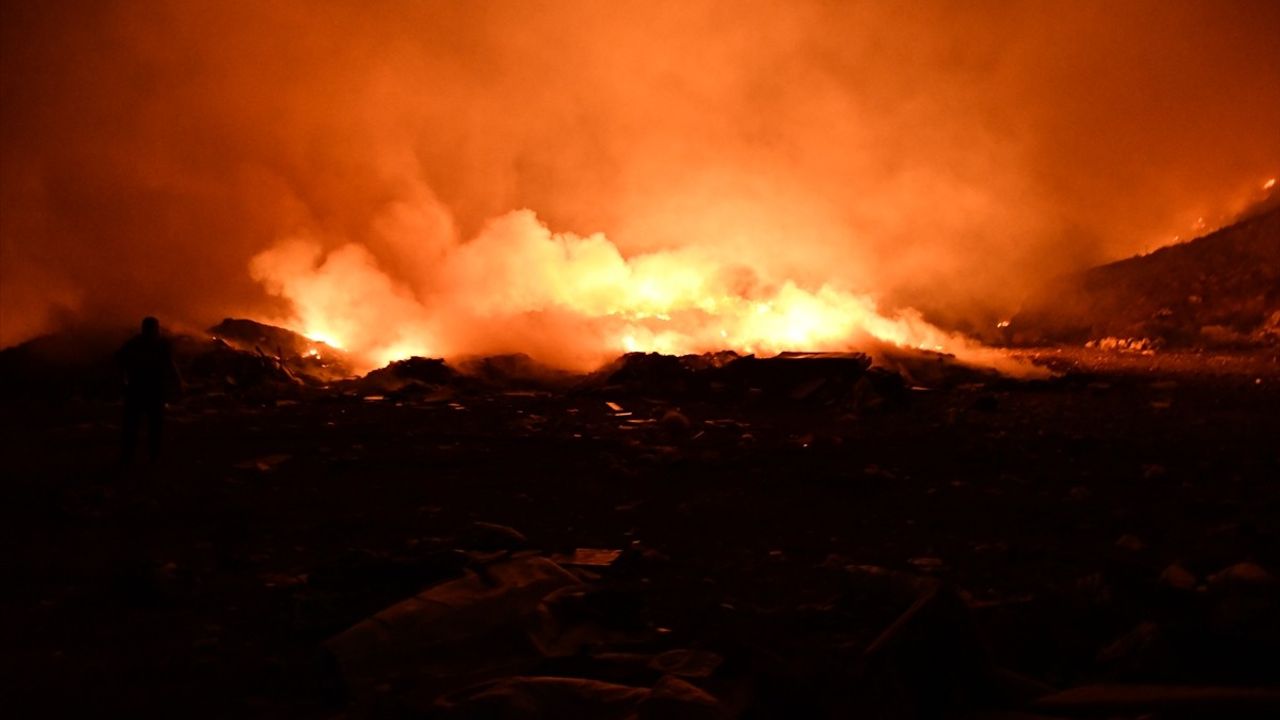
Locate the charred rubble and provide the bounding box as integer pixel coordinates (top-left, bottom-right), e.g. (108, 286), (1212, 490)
(4, 289), (1280, 719)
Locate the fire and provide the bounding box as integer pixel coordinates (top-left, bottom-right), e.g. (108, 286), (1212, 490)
(251, 208), (1034, 375)
(1266, 178), (1277, 190)
(303, 332), (343, 350)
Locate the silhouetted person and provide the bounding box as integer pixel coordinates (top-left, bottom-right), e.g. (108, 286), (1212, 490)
(118, 316), (181, 465)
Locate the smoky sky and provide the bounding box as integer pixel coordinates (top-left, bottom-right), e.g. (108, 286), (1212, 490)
(3, 0), (1278, 347)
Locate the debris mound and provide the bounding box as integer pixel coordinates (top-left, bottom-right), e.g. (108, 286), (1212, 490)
(454, 353), (578, 390)
(1009, 205), (1280, 347)
(351, 356), (459, 397)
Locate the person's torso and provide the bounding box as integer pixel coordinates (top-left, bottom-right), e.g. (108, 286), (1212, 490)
(123, 337), (172, 393)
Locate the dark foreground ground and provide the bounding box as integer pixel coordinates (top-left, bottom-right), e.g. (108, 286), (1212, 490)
(4, 348), (1279, 718)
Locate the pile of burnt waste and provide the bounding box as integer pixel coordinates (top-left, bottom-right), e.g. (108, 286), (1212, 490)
(334, 348), (936, 415)
(305, 529), (961, 718)
(291, 519), (1280, 718)
(582, 350), (900, 408)
(342, 356), (460, 399)
(2, 314), (1015, 414)
(206, 318), (353, 385)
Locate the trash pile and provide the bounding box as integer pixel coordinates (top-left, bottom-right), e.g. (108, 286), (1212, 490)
(207, 318), (353, 384)
(346, 356), (459, 399)
(583, 350), (896, 408)
(2, 309), (1022, 413)
(302, 525), (968, 717)
(295, 521), (1280, 718)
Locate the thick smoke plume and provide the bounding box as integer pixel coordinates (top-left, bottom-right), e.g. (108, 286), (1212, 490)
(3, 1), (1278, 367)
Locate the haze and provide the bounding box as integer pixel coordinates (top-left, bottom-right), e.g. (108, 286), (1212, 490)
(3, 1), (1278, 367)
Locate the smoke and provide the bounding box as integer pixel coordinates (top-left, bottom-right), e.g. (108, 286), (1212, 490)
(3, 1), (1278, 364)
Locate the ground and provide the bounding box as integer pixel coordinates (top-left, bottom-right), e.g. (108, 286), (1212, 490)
(4, 348), (1279, 717)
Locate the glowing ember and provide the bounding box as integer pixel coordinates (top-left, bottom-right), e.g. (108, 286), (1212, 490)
(303, 332), (343, 350)
(1266, 178), (1277, 190)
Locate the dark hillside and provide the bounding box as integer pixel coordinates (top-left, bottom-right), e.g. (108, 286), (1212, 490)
(1010, 204), (1280, 345)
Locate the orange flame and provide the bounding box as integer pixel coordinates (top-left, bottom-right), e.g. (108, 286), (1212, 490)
(251, 209), (1037, 375)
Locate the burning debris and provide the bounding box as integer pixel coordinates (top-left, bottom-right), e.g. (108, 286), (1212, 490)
(208, 318), (354, 383)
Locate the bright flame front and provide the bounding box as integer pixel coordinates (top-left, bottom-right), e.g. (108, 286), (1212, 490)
(251, 209), (1012, 373)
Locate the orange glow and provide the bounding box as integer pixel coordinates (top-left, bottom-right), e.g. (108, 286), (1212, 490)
(4, 3), (1278, 353)
(1266, 178), (1277, 190)
(303, 333), (342, 351)
(251, 209), (1036, 375)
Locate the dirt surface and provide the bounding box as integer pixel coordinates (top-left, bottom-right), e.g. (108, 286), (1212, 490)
(5, 348), (1280, 717)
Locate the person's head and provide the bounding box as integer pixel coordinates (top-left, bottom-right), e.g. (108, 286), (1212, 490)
(141, 316), (160, 337)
